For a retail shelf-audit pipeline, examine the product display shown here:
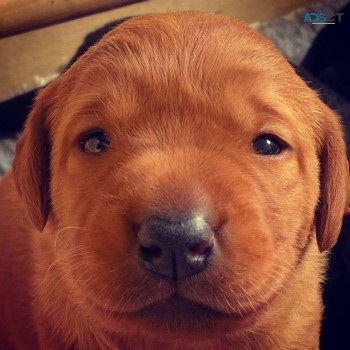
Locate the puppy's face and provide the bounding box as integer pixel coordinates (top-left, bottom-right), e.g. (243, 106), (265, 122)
(13, 12), (348, 339)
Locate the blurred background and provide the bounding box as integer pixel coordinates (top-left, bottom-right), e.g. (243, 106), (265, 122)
(0, 1), (349, 349)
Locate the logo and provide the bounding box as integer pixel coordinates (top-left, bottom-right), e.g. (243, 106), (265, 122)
(304, 12), (344, 25)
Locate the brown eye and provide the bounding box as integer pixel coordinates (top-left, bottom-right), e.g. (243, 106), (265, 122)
(80, 130), (110, 154)
(252, 134), (284, 156)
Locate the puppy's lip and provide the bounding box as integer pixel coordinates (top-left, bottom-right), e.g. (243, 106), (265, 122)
(111, 293), (268, 328)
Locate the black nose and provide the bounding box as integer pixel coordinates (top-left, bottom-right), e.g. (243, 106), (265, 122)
(137, 214), (214, 280)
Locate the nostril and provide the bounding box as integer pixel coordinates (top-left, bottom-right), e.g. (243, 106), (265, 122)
(188, 243), (212, 256)
(139, 245), (162, 261)
(186, 242), (213, 265)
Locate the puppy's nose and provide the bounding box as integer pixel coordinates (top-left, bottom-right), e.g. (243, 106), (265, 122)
(138, 214), (214, 280)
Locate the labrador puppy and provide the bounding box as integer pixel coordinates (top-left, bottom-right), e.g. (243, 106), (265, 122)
(0, 11), (348, 350)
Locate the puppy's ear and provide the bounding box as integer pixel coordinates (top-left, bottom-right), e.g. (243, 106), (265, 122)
(344, 178), (350, 216)
(12, 90), (51, 232)
(315, 105), (349, 252)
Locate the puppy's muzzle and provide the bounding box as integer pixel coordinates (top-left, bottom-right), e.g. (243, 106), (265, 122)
(137, 213), (214, 280)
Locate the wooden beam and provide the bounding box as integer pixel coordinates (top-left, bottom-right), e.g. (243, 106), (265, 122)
(0, 0), (143, 38)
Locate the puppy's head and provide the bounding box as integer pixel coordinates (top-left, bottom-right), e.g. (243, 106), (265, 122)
(13, 12), (348, 340)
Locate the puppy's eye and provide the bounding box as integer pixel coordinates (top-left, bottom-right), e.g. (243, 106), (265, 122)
(80, 131), (110, 154)
(252, 134), (284, 156)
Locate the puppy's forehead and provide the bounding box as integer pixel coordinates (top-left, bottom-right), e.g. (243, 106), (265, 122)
(59, 12), (313, 137)
(74, 12), (290, 96)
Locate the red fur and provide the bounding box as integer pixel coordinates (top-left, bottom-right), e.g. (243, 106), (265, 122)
(0, 11), (348, 350)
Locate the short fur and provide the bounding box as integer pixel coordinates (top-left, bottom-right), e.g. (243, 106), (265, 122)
(0, 12), (348, 350)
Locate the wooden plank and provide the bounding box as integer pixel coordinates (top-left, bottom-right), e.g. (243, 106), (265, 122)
(0, 0), (143, 37)
(0, 0), (317, 102)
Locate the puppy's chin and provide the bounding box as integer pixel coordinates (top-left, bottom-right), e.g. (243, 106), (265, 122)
(83, 261), (288, 339)
(99, 294), (268, 339)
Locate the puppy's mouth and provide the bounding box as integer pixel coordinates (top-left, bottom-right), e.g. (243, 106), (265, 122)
(105, 293), (269, 337)
(129, 293), (264, 320)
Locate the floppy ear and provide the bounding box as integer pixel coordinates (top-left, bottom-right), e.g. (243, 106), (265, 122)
(344, 178), (350, 216)
(315, 105), (349, 252)
(12, 90), (51, 232)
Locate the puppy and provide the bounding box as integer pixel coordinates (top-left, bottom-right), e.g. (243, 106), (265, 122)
(0, 11), (348, 350)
